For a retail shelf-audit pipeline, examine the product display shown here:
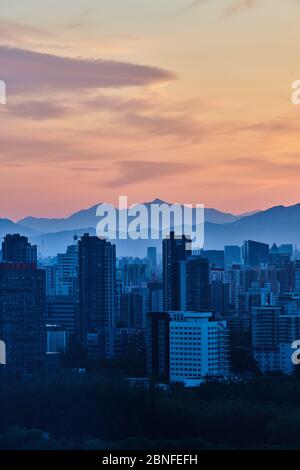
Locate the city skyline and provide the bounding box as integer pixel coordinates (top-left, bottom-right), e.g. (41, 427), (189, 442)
(2, 1), (300, 456)
(0, 0), (300, 219)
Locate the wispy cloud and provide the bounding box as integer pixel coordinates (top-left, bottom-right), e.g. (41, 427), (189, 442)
(232, 119), (299, 135)
(0, 19), (54, 45)
(8, 101), (68, 120)
(0, 46), (176, 95)
(224, 156), (300, 180)
(183, 0), (263, 17)
(104, 160), (197, 187)
(222, 0), (261, 18)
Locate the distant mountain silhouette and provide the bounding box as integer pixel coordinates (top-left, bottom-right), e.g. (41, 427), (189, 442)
(0, 219), (39, 239)
(18, 200), (240, 234)
(204, 204), (300, 249)
(18, 204), (101, 234)
(1, 201), (299, 257)
(31, 228), (162, 258)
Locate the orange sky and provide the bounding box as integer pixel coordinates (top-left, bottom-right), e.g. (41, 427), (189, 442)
(0, 0), (300, 220)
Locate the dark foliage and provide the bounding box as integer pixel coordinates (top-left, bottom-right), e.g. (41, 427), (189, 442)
(2, 371), (300, 449)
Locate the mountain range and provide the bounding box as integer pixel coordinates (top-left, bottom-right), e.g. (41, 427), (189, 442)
(0, 200), (298, 257)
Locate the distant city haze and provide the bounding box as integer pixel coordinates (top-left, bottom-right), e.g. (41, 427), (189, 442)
(0, 0), (299, 219)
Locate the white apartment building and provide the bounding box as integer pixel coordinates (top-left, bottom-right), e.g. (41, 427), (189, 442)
(169, 311), (229, 387)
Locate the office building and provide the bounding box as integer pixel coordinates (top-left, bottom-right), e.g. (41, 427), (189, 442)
(147, 310), (229, 386)
(179, 256), (211, 312)
(0, 263), (46, 375)
(243, 240), (269, 266)
(46, 325), (67, 353)
(56, 244), (78, 296)
(224, 246), (241, 267)
(147, 247), (157, 274)
(45, 265), (57, 296)
(163, 232), (191, 311)
(252, 306), (299, 374)
(201, 250), (225, 268)
(78, 234), (116, 358)
(147, 312), (170, 381)
(46, 295), (78, 338)
(148, 281), (164, 313)
(2, 234), (37, 264)
(169, 311), (229, 386)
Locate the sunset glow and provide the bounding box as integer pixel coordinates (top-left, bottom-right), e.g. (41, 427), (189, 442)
(1, 0), (300, 219)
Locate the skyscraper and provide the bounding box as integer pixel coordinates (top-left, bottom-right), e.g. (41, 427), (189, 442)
(146, 311), (170, 381)
(46, 296), (78, 339)
(224, 245), (241, 267)
(0, 262), (46, 376)
(148, 281), (164, 313)
(243, 240), (269, 267)
(2, 234), (37, 264)
(201, 250), (225, 268)
(252, 306), (296, 374)
(179, 256), (211, 312)
(56, 244), (78, 296)
(147, 247), (157, 274)
(78, 234), (116, 358)
(120, 287), (149, 329)
(163, 231), (191, 311)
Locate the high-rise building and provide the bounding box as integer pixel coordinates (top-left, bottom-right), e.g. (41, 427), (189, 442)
(163, 231), (191, 311)
(211, 280), (230, 315)
(147, 247), (157, 274)
(45, 265), (57, 296)
(179, 256), (211, 311)
(252, 306), (297, 374)
(201, 250), (225, 268)
(119, 287), (149, 329)
(46, 295), (78, 338)
(0, 262), (46, 376)
(169, 311), (229, 386)
(224, 246), (241, 267)
(78, 234), (116, 358)
(146, 312), (170, 381)
(147, 310), (230, 386)
(243, 240), (269, 267)
(123, 262), (148, 288)
(2, 234), (37, 264)
(268, 261), (293, 294)
(148, 281), (164, 313)
(210, 269), (230, 315)
(240, 265), (259, 291)
(293, 261), (300, 291)
(228, 264), (241, 310)
(56, 244), (78, 296)
(279, 244), (293, 257)
(46, 325), (67, 353)
(252, 306), (282, 351)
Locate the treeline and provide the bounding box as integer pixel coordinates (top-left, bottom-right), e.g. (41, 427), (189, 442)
(2, 371), (300, 449)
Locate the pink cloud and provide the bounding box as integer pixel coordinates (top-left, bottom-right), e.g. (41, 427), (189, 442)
(104, 160), (197, 187)
(0, 46), (176, 95)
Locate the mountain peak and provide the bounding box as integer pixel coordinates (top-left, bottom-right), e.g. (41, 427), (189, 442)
(149, 198), (169, 205)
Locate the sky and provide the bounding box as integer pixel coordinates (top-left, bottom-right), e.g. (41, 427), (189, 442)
(0, 0), (300, 219)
